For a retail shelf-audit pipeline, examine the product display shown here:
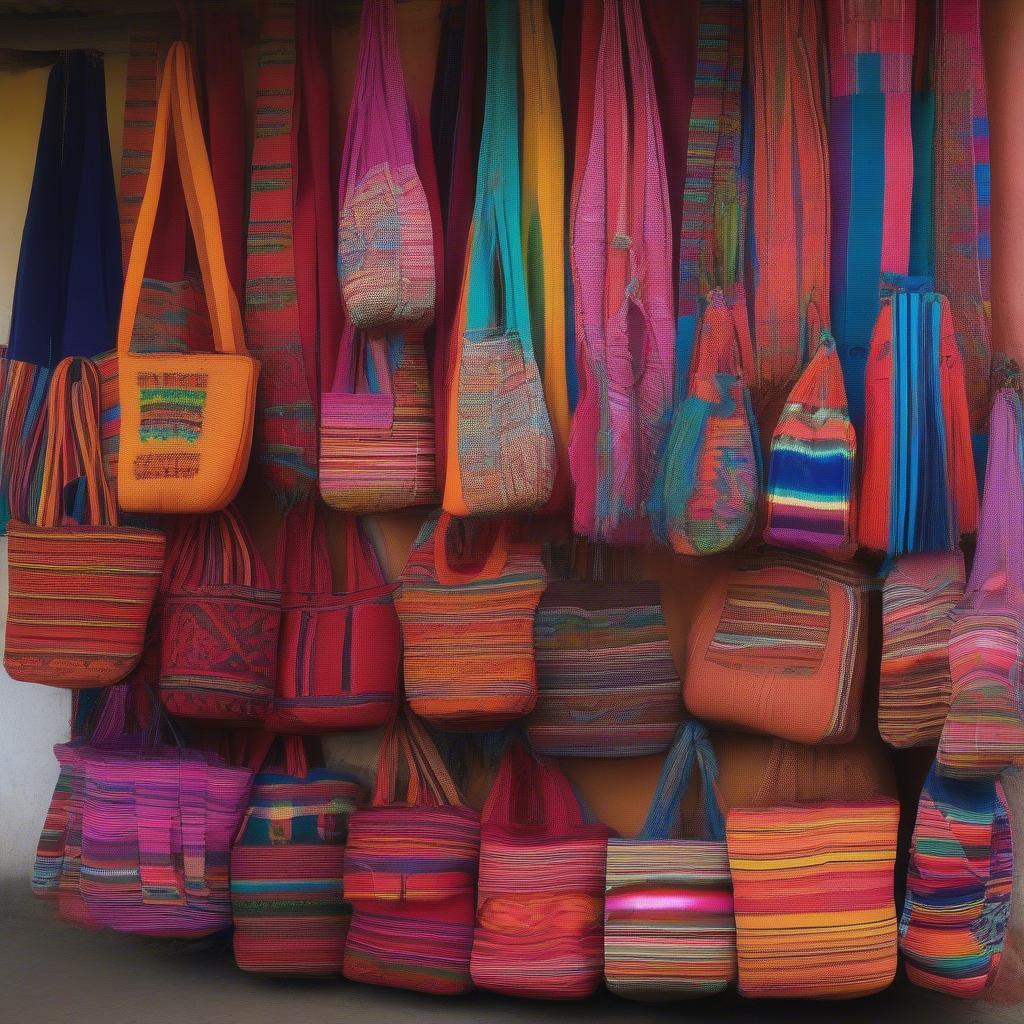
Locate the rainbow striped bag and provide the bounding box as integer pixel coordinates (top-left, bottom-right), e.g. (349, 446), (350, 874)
(471, 742), (612, 1000)
(649, 288), (760, 556)
(900, 763), (1013, 998)
(604, 722), (736, 1000)
(726, 799), (900, 999)
(231, 737), (364, 976)
(939, 389), (1024, 779)
(763, 328), (857, 558)
(343, 711), (480, 995)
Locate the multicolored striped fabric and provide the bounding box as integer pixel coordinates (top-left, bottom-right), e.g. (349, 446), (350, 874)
(650, 289), (760, 556)
(528, 580), (683, 757)
(675, 0), (745, 389)
(748, 0), (831, 396)
(266, 500), (400, 733)
(764, 329), (857, 558)
(396, 512), (545, 730)
(471, 743), (611, 1000)
(604, 722), (736, 1000)
(900, 764), (1013, 998)
(343, 713), (480, 995)
(684, 552), (870, 745)
(879, 552), (965, 748)
(159, 507), (280, 723)
(4, 358), (165, 688)
(569, 0), (675, 542)
(858, 277), (979, 555)
(827, 0), (916, 431)
(231, 766), (363, 976)
(726, 799), (900, 999)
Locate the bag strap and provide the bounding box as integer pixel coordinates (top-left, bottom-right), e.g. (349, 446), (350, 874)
(432, 511), (511, 586)
(35, 358), (118, 529)
(690, 288), (756, 385)
(372, 710), (463, 808)
(638, 721), (726, 842)
(481, 741), (584, 832)
(343, 515), (388, 592)
(118, 42), (244, 358)
(163, 505), (270, 591)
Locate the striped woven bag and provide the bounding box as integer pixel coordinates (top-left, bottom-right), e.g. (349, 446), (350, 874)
(858, 276), (979, 555)
(396, 512), (545, 730)
(265, 499), (400, 733)
(343, 711), (480, 995)
(604, 722), (736, 1000)
(569, 0), (675, 542)
(231, 736), (364, 976)
(4, 358), (165, 688)
(879, 552), (966, 748)
(900, 763), (1013, 998)
(442, 0), (556, 517)
(726, 799), (900, 999)
(763, 324), (857, 558)
(649, 289), (760, 556)
(939, 389), (1024, 779)
(683, 551), (870, 745)
(158, 506), (281, 723)
(470, 741), (612, 1000)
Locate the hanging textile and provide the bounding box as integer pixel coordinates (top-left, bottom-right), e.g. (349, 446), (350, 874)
(934, 0), (992, 430)
(569, 0), (675, 543)
(675, 0), (745, 391)
(827, 0), (916, 432)
(908, 0), (935, 278)
(0, 52), (121, 533)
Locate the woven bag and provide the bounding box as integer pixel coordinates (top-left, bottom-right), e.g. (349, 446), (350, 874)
(569, 0), (674, 543)
(231, 737), (364, 976)
(650, 288), (760, 555)
(939, 389), (1024, 779)
(5, 358), (165, 687)
(684, 551), (869, 744)
(117, 42), (257, 514)
(763, 326), (857, 558)
(396, 512), (545, 730)
(442, 0), (556, 518)
(266, 500), (400, 733)
(879, 552), (966, 748)
(899, 763), (1013, 998)
(470, 742), (612, 1000)
(858, 276), (979, 555)
(343, 711), (480, 995)
(726, 799), (900, 999)
(159, 507), (281, 723)
(604, 722), (736, 1000)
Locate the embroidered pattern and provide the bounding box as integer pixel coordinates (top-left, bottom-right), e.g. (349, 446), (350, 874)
(137, 371), (208, 443)
(133, 452), (201, 480)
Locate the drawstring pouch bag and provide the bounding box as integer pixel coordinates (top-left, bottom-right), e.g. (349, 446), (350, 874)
(343, 711), (481, 995)
(763, 325), (857, 558)
(900, 763), (1013, 998)
(266, 499), (400, 733)
(470, 741), (612, 1000)
(649, 288), (760, 556)
(231, 736), (364, 976)
(396, 511), (545, 730)
(726, 798), (900, 999)
(879, 552), (966, 748)
(939, 389), (1024, 779)
(5, 358), (165, 687)
(604, 722), (736, 1000)
(336, 0), (435, 333)
(159, 506), (281, 723)
(117, 42), (257, 514)
(442, 0), (556, 517)
(858, 276), (979, 556)
(528, 543), (683, 757)
(683, 551), (870, 744)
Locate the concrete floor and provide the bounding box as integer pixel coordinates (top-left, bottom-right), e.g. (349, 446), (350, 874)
(0, 881), (1017, 1024)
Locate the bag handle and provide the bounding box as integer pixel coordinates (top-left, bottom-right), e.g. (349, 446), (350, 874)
(117, 42), (244, 358)
(481, 740), (584, 832)
(178, 756), (210, 900)
(163, 505), (270, 591)
(36, 357), (118, 529)
(372, 710), (463, 808)
(432, 511), (511, 586)
(637, 721), (726, 842)
(344, 515), (388, 592)
(690, 288), (756, 386)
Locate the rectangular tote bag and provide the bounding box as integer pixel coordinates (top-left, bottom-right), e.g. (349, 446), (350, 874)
(117, 42), (257, 514)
